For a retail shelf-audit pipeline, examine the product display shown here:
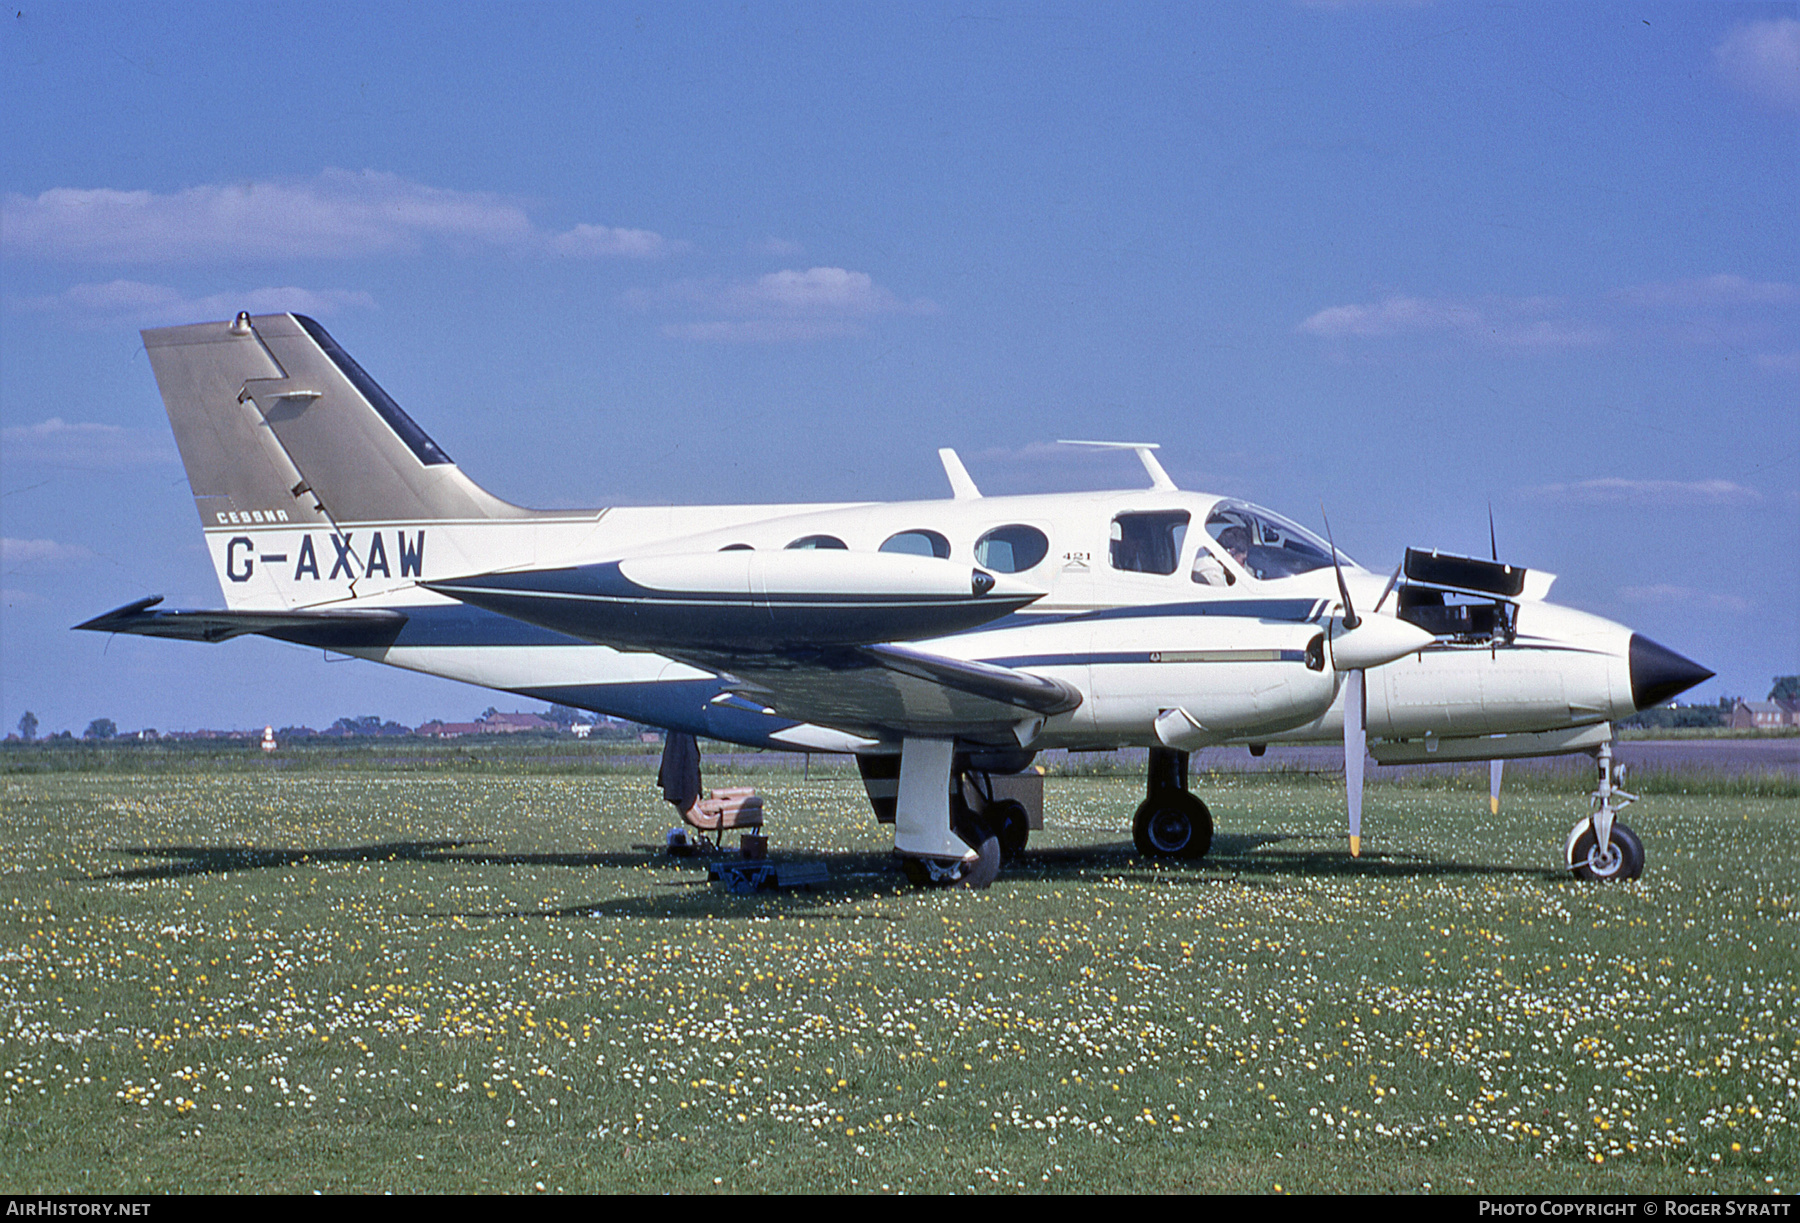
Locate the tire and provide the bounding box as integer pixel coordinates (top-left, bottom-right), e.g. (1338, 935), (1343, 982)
(988, 799), (1030, 863)
(1133, 793), (1213, 860)
(1568, 821), (1645, 882)
(898, 835), (1001, 890)
(958, 834), (1002, 889)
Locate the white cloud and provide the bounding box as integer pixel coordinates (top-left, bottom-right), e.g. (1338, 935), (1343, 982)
(1, 418), (176, 469)
(659, 319), (864, 343)
(1619, 584), (1751, 613)
(1616, 274), (1799, 308)
(1304, 274), (1798, 352)
(2, 170), (677, 263)
(1526, 478), (1762, 506)
(548, 224), (681, 258)
(1714, 18), (1800, 112)
(1298, 0), (1431, 9)
(1298, 296), (1476, 337)
(1298, 294), (1604, 347)
(18, 280), (375, 327)
(631, 266), (937, 343)
(739, 267), (896, 312)
(1, 537), (96, 565)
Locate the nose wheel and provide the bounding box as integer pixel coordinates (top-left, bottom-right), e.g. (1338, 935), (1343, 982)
(1565, 738), (1644, 881)
(1567, 819), (1644, 881)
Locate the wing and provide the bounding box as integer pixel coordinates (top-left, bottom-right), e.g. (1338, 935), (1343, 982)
(425, 550), (1077, 741)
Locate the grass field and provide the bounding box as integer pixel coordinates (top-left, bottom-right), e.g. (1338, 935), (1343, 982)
(1, 753), (1794, 1193)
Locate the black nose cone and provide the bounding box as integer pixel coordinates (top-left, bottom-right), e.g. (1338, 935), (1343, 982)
(1629, 634), (1714, 711)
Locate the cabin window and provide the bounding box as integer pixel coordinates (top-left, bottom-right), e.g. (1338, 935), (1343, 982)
(786, 534), (848, 550)
(719, 543), (753, 551)
(974, 524), (1048, 574)
(880, 530), (951, 559)
(1109, 511), (1189, 575)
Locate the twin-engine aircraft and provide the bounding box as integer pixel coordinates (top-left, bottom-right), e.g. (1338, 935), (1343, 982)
(79, 313), (1712, 888)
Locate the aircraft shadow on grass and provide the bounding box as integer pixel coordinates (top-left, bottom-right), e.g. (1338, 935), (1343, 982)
(85, 839), (642, 882)
(83, 830), (1546, 899)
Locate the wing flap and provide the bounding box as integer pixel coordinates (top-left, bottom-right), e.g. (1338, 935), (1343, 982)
(667, 642), (1080, 742)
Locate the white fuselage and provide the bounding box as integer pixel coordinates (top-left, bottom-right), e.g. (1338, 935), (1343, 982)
(198, 487), (1638, 754)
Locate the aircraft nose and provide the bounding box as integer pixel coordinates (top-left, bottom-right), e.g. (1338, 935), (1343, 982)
(1628, 634), (1713, 711)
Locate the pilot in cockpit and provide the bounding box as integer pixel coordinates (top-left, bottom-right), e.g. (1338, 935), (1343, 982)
(1192, 525), (1251, 586)
(1218, 526), (1251, 568)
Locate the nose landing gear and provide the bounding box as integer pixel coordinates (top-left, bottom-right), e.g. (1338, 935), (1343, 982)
(1566, 739), (1643, 881)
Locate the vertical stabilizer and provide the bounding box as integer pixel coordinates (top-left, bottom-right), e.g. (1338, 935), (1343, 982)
(143, 313), (546, 608)
(144, 313), (535, 529)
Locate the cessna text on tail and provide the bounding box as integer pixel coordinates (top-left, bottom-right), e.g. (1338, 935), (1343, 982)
(79, 313), (1712, 888)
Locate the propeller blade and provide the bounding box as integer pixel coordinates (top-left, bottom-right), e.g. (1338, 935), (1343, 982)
(1345, 668), (1366, 857)
(1320, 507), (1358, 629)
(1373, 561), (1402, 615)
(1489, 758), (1504, 817)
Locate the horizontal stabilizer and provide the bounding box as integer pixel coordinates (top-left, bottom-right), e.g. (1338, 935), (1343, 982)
(75, 595), (406, 649)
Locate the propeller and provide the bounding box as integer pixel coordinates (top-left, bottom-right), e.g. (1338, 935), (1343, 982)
(1320, 510), (1435, 859)
(1486, 504), (1504, 815)
(1321, 511), (1366, 857)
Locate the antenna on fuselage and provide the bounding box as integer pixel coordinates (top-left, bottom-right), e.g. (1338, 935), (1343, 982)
(938, 448), (982, 500)
(1056, 439), (1178, 491)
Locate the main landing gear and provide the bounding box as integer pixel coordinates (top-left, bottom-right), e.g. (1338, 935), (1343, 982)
(1132, 747), (1213, 861)
(885, 739), (1030, 890)
(1565, 739), (1644, 882)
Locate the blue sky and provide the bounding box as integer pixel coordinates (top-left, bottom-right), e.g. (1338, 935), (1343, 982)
(2, 1), (1795, 735)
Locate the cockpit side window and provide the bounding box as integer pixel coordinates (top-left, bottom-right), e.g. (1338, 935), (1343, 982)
(1204, 502), (1342, 581)
(1109, 511), (1189, 576)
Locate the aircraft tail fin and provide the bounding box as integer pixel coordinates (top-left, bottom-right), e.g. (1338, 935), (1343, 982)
(142, 312), (535, 535)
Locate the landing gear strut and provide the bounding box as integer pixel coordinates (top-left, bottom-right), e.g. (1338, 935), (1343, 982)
(890, 738), (1004, 889)
(1565, 738), (1644, 881)
(1133, 747), (1213, 860)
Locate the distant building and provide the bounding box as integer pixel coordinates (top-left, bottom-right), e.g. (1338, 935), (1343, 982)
(416, 720), (485, 739)
(478, 711), (557, 734)
(1730, 698), (1800, 730)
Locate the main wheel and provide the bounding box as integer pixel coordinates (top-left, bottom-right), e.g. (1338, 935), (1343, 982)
(958, 833), (1002, 889)
(988, 799), (1030, 863)
(898, 836), (1001, 890)
(1133, 792), (1213, 860)
(1568, 820), (1645, 882)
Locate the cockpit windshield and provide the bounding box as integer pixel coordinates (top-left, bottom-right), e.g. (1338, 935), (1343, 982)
(1205, 500), (1350, 580)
